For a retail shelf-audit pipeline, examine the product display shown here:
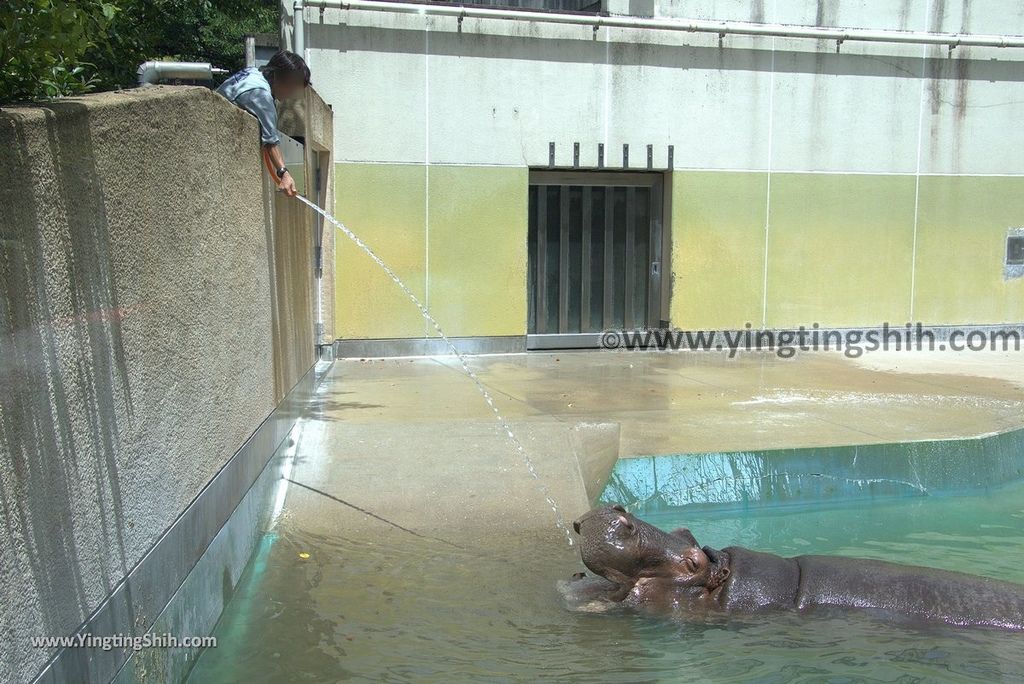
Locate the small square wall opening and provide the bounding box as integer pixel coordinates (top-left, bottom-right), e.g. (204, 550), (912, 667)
(1007, 235), (1024, 266)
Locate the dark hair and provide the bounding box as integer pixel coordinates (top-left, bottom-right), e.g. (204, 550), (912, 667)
(260, 50), (311, 87)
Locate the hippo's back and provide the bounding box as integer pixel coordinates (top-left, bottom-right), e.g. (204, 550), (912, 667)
(794, 554), (1024, 630)
(719, 547), (801, 612)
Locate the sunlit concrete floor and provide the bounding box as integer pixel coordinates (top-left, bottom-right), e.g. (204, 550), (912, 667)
(316, 349), (1024, 457)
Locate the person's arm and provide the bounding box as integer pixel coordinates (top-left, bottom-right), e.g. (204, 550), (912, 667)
(263, 143), (297, 197)
(236, 89), (297, 196)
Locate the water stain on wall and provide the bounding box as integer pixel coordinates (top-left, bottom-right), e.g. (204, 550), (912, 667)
(809, 0), (839, 164)
(750, 0), (765, 24)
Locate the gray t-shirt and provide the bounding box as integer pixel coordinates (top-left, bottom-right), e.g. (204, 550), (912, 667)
(216, 67), (280, 146)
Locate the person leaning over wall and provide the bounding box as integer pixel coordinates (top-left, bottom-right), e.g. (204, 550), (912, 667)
(216, 50), (310, 197)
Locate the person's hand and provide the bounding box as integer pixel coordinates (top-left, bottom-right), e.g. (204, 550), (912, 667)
(279, 171), (298, 197)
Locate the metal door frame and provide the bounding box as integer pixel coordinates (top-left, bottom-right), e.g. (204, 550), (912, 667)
(526, 170), (670, 350)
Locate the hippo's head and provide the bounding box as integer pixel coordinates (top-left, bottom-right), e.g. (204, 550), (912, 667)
(572, 505), (729, 594)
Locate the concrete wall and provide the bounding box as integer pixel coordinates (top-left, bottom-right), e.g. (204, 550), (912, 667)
(298, 0), (1024, 339)
(0, 86), (323, 682)
(281, 87), (337, 344)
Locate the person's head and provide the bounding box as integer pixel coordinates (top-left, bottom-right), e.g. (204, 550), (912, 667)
(261, 50), (311, 100)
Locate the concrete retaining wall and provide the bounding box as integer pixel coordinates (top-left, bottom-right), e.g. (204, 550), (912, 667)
(280, 87), (336, 345)
(0, 85), (327, 682)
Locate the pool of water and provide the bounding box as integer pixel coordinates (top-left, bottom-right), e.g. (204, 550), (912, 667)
(189, 479), (1024, 683)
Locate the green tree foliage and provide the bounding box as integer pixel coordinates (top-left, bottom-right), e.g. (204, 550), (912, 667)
(90, 0), (280, 91)
(1, 0), (118, 101)
(1, 0), (279, 103)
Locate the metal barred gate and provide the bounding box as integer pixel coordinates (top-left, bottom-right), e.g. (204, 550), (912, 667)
(527, 171), (668, 349)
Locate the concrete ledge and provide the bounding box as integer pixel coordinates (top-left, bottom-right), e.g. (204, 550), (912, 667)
(570, 422), (620, 504)
(32, 365), (322, 684)
(334, 336), (526, 358)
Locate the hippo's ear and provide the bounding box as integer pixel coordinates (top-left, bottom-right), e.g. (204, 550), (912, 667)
(670, 528), (699, 547)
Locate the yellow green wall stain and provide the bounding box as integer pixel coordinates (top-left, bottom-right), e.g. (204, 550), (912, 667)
(765, 173), (917, 328)
(426, 165), (528, 337)
(335, 163), (1024, 339)
(335, 163), (427, 339)
(914, 175), (1024, 324)
(334, 163), (527, 339)
(669, 171), (768, 329)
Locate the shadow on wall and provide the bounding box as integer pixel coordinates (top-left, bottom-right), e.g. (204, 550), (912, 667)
(0, 102), (134, 644)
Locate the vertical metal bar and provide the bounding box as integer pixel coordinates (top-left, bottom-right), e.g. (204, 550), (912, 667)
(581, 186), (592, 331)
(603, 188), (614, 329)
(622, 144), (629, 168)
(527, 185), (535, 334)
(559, 186), (570, 333)
(573, 142), (580, 168)
(667, 145), (674, 170)
(548, 142), (556, 168)
(659, 174), (672, 327)
(646, 144), (653, 170)
(313, 164), (323, 279)
(597, 143), (604, 169)
(648, 179), (663, 327)
(624, 186), (636, 328)
(536, 185), (548, 334)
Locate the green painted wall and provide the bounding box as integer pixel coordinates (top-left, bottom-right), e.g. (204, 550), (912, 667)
(335, 164), (427, 338)
(669, 171), (768, 329)
(915, 176), (1024, 324)
(765, 173), (917, 328)
(426, 165), (528, 337)
(671, 171), (1024, 330)
(336, 163), (1024, 339)
(334, 163), (527, 339)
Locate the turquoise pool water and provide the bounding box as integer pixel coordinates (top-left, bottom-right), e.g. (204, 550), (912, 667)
(188, 476), (1024, 683)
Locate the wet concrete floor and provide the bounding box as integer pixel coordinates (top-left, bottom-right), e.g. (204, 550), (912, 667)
(280, 349), (1024, 545)
(323, 349), (1024, 456)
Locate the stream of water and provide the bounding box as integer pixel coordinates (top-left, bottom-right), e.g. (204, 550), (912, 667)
(294, 195), (573, 546)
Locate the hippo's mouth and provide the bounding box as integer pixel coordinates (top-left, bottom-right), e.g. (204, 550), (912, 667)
(560, 572), (632, 605)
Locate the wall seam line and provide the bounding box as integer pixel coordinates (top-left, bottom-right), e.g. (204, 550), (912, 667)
(760, 32), (776, 330)
(424, 23), (431, 339)
(910, 1), (932, 323)
(603, 31), (611, 151)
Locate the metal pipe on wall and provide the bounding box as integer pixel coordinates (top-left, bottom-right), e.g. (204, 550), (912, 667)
(294, 0), (306, 59)
(244, 35), (257, 67)
(136, 61), (227, 86)
(304, 0), (1024, 49)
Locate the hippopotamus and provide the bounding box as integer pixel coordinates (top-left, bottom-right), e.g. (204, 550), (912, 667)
(562, 505), (1024, 630)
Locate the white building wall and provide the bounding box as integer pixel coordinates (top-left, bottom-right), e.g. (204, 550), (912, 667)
(298, 0), (1024, 175)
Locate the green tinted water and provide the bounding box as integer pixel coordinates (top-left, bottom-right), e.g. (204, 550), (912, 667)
(190, 481), (1024, 683)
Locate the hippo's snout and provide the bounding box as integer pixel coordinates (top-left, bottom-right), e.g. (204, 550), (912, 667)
(573, 504), (632, 538)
